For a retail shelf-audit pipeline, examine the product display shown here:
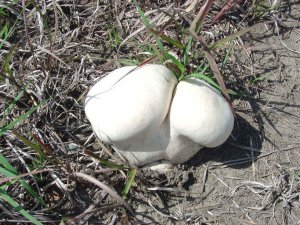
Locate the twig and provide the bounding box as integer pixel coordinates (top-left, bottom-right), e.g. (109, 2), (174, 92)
(74, 172), (134, 215)
(67, 204), (120, 224)
(208, 0), (242, 28)
(33, 43), (70, 68)
(189, 0), (214, 32)
(22, 0), (38, 69)
(0, 169), (49, 185)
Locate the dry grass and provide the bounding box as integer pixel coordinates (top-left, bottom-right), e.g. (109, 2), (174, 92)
(0, 0), (299, 224)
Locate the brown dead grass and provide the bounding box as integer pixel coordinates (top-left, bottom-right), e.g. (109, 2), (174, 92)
(0, 0), (299, 224)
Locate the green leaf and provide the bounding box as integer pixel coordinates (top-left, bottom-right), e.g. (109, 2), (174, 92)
(150, 29), (184, 50)
(0, 152), (17, 174)
(122, 168), (137, 198)
(0, 188), (43, 225)
(150, 44), (164, 63)
(188, 72), (220, 89)
(183, 37), (193, 67)
(156, 38), (185, 75)
(187, 73), (238, 96)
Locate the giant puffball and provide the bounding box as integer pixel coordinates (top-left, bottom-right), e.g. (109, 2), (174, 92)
(85, 64), (234, 169)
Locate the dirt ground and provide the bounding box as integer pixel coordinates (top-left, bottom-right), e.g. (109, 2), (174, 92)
(0, 0), (299, 224)
(128, 3), (300, 224)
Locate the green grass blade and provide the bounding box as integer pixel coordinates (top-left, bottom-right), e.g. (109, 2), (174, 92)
(4, 44), (19, 79)
(183, 37), (193, 67)
(135, 3), (152, 28)
(140, 44), (155, 55)
(0, 166), (46, 206)
(0, 152), (18, 174)
(0, 15), (20, 49)
(150, 29), (184, 50)
(222, 48), (232, 68)
(156, 38), (185, 75)
(200, 64), (209, 74)
(122, 168), (137, 198)
(12, 130), (45, 159)
(84, 149), (127, 170)
(194, 61), (206, 73)
(3, 84), (29, 118)
(188, 72), (238, 96)
(135, 2), (185, 74)
(209, 22), (270, 49)
(0, 102), (44, 136)
(0, 8), (6, 16)
(159, 34), (184, 49)
(227, 89), (238, 96)
(0, 22), (9, 38)
(0, 188), (43, 225)
(150, 44), (164, 63)
(189, 72), (220, 89)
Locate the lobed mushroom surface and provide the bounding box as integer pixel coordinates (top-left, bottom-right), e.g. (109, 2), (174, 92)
(85, 64), (234, 170)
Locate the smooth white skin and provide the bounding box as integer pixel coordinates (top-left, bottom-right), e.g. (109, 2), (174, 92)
(85, 65), (178, 166)
(85, 65), (234, 168)
(166, 78), (234, 164)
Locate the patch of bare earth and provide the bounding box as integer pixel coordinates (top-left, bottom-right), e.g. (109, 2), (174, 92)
(0, 0), (299, 224)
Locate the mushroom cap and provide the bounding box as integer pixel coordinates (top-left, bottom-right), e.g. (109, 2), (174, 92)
(85, 64), (178, 144)
(85, 65), (234, 167)
(169, 78), (234, 148)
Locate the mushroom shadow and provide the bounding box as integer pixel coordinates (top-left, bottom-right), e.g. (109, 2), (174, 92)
(186, 114), (263, 169)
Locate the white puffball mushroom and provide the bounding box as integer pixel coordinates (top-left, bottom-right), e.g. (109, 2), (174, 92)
(165, 78), (234, 164)
(85, 64), (234, 169)
(85, 65), (178, 166)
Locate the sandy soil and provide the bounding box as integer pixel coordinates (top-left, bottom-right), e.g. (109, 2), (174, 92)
(133, 3), (300, 225)
(0, 1), (299, 224)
